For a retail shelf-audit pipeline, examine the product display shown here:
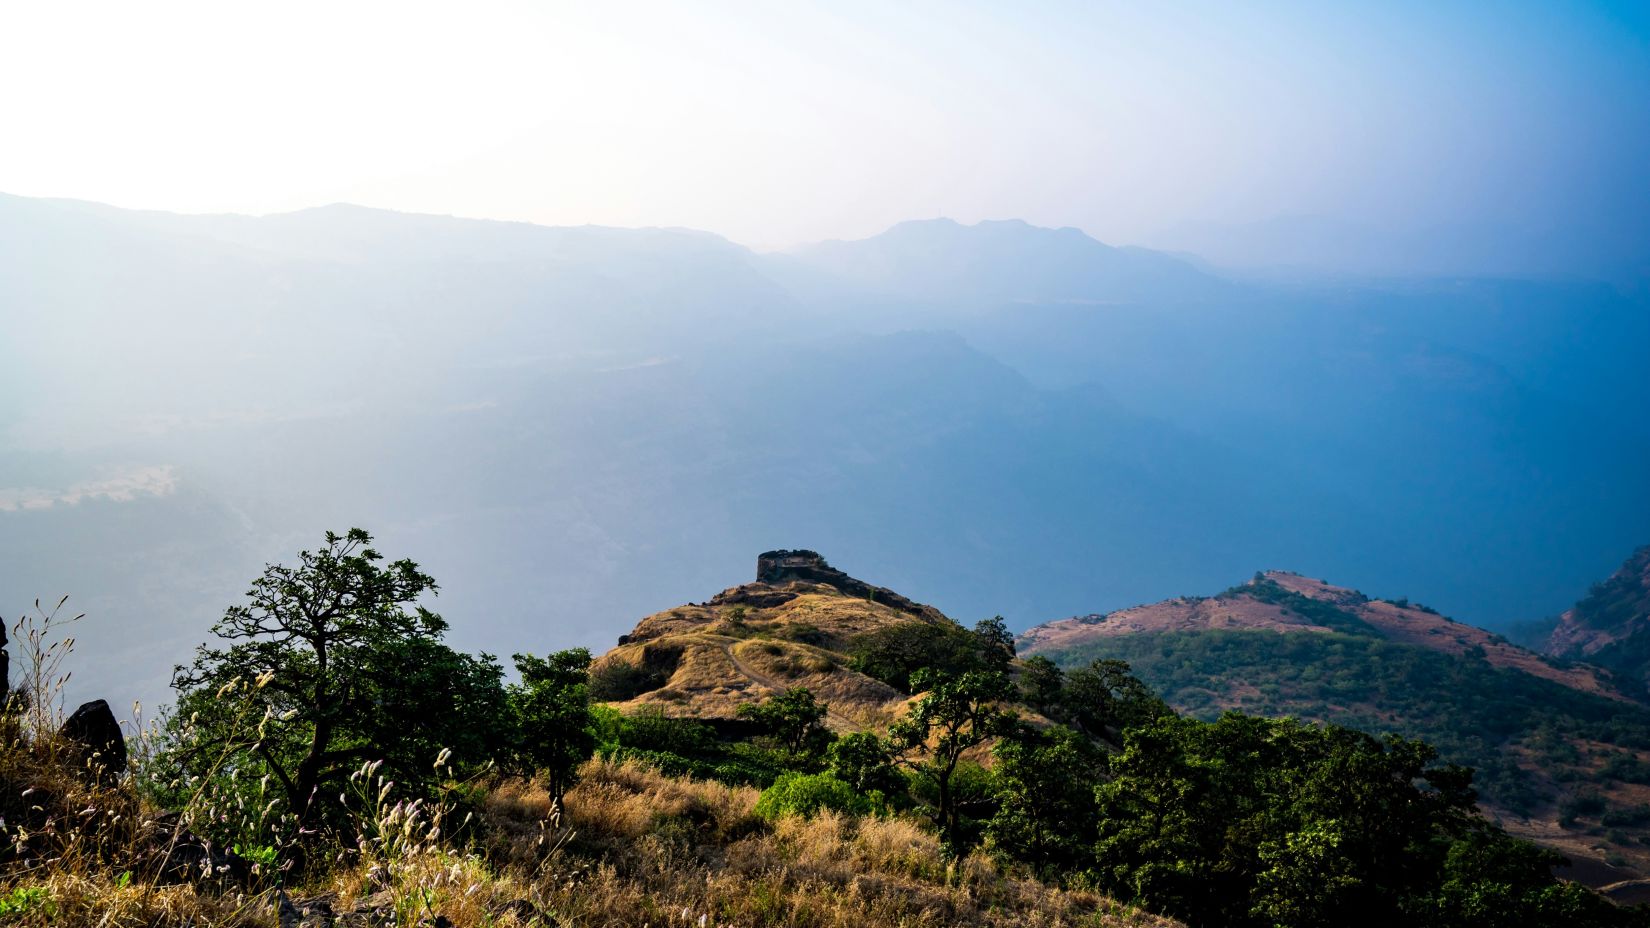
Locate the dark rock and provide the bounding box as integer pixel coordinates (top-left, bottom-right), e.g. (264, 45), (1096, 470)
(144, 812), (252, 885)
(757, 549), (832, 582)
(1, 616), (9, 699)
(59, 698), (126, 782)
(278, 891), (335, 928)
(638, 642), (686, 677)
(710, 588), (799, 610)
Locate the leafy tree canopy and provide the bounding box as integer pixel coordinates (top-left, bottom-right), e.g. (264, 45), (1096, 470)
(737, 686), (831, 758)
(889, 667), (1018, 855)
(508, 647), (597, 804)
(165, 529), (509, 834)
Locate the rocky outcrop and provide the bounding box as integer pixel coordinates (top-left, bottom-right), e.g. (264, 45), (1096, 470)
(1546, 545), (1650, 660)
(746, 549), (944, 621)
(60, 698), (126, 783)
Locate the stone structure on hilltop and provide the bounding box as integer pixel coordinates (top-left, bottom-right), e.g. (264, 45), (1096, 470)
(749, 549), (936, 618)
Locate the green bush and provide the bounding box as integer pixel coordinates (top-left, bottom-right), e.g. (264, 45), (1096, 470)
(0, 887), (54, 917)
(753, 772), (867, 820)
(616, 705), (715, 755)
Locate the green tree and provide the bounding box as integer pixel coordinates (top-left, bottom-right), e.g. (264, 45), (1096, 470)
(508, 648), (597, 805)
(1416, 831), (1638, 928)
(1089, 713), (1555, 928)
(971, 616), (1016, 672)
(166, 529), (509, 833)
(753, 771), (868, 820)
(848, 622), (981, 693)
(1017, 654), (1066, 713)
(826, 731), (906, 801)
(1091, 714), (1237, 920)
(1061, 657), (1168, 743)
(737, 686), (830, 758)
(987, 723), (1102, 872)
(888, 667), (1017, 855)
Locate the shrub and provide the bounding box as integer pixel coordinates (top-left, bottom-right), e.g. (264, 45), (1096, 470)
(589, 658), (667, 701)
(616, 705), (715, 755)
(754, 772), (868, 820)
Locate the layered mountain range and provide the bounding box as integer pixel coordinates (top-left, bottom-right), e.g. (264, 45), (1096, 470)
(5, 193), (1650, 725)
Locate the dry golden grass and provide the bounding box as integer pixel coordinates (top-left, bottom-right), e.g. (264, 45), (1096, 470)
(1, 746), (1179, 928)
(525, 757), (1181, 928)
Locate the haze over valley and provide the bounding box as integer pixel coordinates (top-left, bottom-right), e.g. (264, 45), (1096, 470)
(4, 193), (1648, 713)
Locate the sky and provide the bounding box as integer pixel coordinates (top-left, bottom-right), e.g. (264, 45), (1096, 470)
(2, 1), (1647, 271)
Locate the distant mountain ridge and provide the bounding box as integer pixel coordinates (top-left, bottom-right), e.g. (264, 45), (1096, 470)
(1018, 562), (1650, 883)
(782, 216), (1226, 305)
(1021, 570), (1627, 700)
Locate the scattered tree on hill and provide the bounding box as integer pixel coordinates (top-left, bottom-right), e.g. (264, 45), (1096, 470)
(737, 686), (831, 758)
(971, 616), (1016, 672)
(165, 529), (510, 832)
(888, 667), (1018, 856)
(508, 647), (597, 804)
(849, 618), (1024, 693)
(1017, 654), (1066, 713)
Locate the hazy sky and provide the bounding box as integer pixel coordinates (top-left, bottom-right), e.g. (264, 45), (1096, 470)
(2, 1), (1646, 265)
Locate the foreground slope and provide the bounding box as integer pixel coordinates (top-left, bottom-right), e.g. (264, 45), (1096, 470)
(1020, 570), (1650, 886)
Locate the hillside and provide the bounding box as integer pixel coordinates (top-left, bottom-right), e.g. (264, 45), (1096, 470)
(10, 531), (1641, 927)
(589, 550), (957, 731)
(1548, 545), (1650, 692)
(1020, 570), (1650, 887)
(1022, 570), (1626, 699)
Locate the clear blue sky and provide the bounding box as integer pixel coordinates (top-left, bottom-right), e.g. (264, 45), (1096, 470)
(1, 1), (1644, 268)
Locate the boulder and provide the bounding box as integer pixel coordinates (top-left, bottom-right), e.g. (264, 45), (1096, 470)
(60, 698), (126, 782)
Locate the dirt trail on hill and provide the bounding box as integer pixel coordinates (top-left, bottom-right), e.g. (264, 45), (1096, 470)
(721, 641), (863, 731)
